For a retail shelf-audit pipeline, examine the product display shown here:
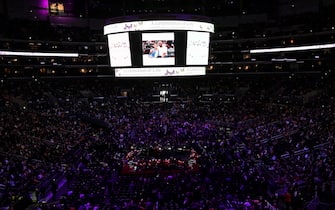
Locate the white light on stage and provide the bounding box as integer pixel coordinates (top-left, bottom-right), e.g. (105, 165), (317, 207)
(0, 51), (79, 57)
(250, 43), (335, 54)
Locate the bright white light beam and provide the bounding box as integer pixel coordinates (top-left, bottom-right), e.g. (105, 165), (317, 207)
(0, 51), (79, 57)
(250, 43), (335, 54)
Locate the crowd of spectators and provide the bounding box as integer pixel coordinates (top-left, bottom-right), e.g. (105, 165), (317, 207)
(0, 75), (334, 209)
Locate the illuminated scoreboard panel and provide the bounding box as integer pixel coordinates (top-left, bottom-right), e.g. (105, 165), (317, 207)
(104, 19), (214, 77)
(186, 31), (210, 66)
(107, 32), (132, 67)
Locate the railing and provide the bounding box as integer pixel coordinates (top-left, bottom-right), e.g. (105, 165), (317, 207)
(281, 141), (331, 159)
(261, 129), (299, 144)
(315, 202), (335, 210)
(264, 200), (277, 210)
(305, 197), (319, 210)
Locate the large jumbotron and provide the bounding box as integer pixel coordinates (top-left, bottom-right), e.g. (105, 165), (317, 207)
(103, 14), (215, 77)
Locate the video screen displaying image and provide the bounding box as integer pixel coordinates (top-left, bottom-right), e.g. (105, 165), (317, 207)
(186, 31), (210, 65)
(107, 32), (132, 67)
(142, 33), (175, 66)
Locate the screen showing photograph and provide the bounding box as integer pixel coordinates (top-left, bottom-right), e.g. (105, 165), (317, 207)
(142, 33), (175, 66)
(107, 32), (132, 67)
(186, 31), (210, 65)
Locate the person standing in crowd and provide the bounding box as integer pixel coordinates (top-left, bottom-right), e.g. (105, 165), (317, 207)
(157, 41), (168, 58)
(284, 190), (292, 210)
(51, 179), (58, 201)
(149, 43), (158, 58)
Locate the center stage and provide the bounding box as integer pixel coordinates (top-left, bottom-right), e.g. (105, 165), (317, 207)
(122, 145), (199, 175)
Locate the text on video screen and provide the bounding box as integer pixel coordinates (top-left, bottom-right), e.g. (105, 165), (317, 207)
(186, 31), (210, 66)
(107, 32), (132, 67)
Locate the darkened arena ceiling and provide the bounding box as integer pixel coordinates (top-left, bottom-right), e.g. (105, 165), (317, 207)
(0, 0), (334, 78)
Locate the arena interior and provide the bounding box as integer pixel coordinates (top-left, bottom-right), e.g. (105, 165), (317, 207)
(0, 0), (335, 209)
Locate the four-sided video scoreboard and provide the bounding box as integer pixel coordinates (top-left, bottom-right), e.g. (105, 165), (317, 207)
(104, 15), (215, 77)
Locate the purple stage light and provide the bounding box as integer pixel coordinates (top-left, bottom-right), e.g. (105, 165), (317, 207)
(40, 0), (49, 9)
(34, 0), (49, 19)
